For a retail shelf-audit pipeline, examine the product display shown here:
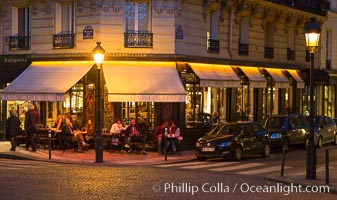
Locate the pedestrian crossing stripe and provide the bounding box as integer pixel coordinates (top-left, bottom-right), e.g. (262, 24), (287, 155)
(181, 162), (239, 169)
(209, 162), (264, 172)
(236, 165), (292, 175)
(155, 161), (207, 168)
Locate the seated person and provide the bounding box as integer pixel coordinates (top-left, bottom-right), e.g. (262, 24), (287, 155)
(83, 119), (95, 145)
(62, 118), (90, 150)
(154, 121), (168, 155)
(110, 118), (126, 150)
(168, 121), (182, 153)
(125, 119), (147, 155)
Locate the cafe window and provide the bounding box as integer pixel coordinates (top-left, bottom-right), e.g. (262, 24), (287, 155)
(64, 83), (83, 115)
(122, 102), (154, 130)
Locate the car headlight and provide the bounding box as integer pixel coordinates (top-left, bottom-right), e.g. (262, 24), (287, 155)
(218, 141), (231, 148)
(270, 133), (281, 139)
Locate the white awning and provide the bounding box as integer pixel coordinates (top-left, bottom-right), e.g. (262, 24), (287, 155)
(189, 63), (241, 88)
(287, 70), (305, 88)
(1, 61), (93, 101)
(239, 67), (267, 88)
(103, 61), (186, 102)
(264, 68), (290, 88)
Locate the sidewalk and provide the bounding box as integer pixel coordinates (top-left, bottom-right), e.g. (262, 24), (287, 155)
(0, 141), (336, 194)
(0, 141), (196, 166)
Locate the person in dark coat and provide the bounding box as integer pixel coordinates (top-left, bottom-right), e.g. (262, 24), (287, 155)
(6, 109), (21, 151)
(24, 103), (39, 152)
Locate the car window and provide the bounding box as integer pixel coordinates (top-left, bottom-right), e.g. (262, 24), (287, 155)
(207, 125), (223, 136)
(221, 124), (241, 136)
(265, 117), (286, 128)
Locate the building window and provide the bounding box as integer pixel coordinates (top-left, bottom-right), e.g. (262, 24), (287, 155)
(239, 16), (249, 56)
(53, 2), (75, 49)
(326, 30), (331, 70)
(264, 22), (274, 58)
(206, 10), (219, 53)
(287, 28), (295, 61)
(9, 6), (30, 50)
(124, 0), (153, 48)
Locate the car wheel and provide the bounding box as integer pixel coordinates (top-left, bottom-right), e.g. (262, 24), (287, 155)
(232, 147), (242, 161)
(261, 144), (271, 158)
(317, 136), (323, 148)
(197, 157), (207, 161)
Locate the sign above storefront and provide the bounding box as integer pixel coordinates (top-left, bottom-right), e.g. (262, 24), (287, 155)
(83, 25), (94, 39)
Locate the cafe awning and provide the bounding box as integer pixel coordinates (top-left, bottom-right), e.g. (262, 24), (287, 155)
(239, 67), (267, 88)
(1, 61), (93, 101)
(103, 61), (186, 102)
(286, 70), (305, 88)
(189, 63), (241, 88)
(264, 68), (290, 88)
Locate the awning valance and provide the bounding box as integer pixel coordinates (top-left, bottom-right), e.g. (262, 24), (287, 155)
(287, 70), (305, 88)
(103, 61), (186, 102)
(0, 61), (94, 101)
(264, 68), (290, 88)
(189, 63), (241, 88)
(239, 67), (267, 88)
(299, 68), (329, 85)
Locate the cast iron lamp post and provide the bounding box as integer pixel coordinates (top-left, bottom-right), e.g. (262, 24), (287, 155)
(304, 17), (320, 180)
(93, 42), (105, 163)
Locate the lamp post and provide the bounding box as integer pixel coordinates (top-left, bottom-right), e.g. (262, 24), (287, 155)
(92, 42), (105, 163)
(304, 17), (321, 180)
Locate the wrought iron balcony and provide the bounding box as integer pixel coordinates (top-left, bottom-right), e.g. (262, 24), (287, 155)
(267, 0), (329, 16)
(287, 48), (295, 61)
(124, 31), (153, 48)
(53, 32), (75, 49)
(238, 43), (249, 56)
(207, 39), (219, 53)
(264, 47), (274, 58)
(9, 35), (30, 50)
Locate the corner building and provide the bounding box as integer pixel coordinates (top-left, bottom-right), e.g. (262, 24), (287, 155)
(0, 0), (334, 146)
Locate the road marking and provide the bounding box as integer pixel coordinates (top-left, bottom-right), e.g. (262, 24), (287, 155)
(154, 161), (207, 168)
(291, 166), (334, 176)
(181, 162), (239, 169)
(236, 165), (292, 175)
(209, 162), (264, 172)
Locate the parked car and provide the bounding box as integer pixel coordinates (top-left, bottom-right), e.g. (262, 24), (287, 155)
(195, 121), (270, 161)
(264, 114), (309, 150)
(308, 115), (337, 148)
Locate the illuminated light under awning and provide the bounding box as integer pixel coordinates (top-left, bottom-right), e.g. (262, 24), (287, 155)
(238, 67), (267, 88)
(286, 70), (305, 89)
(264, 68), (290, 88)
(0, 61), (94, 101)
(103, 61), (186, 102)
(189, 63), (241, 88)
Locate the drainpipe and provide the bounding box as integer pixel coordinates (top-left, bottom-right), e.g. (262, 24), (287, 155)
(227, 8), (233, 58)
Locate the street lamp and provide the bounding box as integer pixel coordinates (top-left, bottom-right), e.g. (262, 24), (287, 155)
(304, 17), (321, 180)
(92, 42), (105, 163)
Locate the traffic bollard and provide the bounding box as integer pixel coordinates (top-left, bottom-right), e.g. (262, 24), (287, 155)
(48, 126), (52, 160)
(326, 148), (329, 185)
(281, 146), (286, 176)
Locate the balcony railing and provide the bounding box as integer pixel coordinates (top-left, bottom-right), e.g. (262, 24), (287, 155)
(9, 36), (30, 50)
(53, 32), (75, 49)
(287, 48), (295, 61)
(264, 47), (274, 58)
(124, 32), (153, 48)
(238, 43), (249, 56)
(207, 39), (219, 53)
(326, 59), (331, 70)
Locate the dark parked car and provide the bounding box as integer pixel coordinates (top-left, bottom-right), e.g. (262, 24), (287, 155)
(309, 115), (337, 148)
(195, 121), (270, 161)
(264, 114), (309, 150)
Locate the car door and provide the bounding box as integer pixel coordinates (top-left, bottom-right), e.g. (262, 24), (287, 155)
(289, 116), (307, 145)
(239, 125), (254, 153)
